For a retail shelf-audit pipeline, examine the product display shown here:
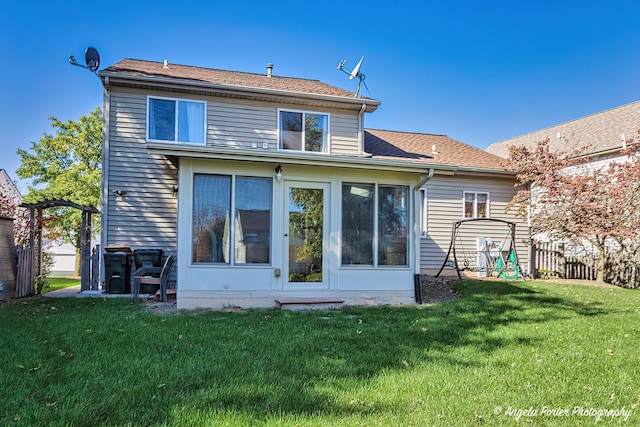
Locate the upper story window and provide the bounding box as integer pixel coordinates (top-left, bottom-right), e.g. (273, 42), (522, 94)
(279, 110), (328, 152)
(464, 191), (489, 218)
(148, 96), (206, 144)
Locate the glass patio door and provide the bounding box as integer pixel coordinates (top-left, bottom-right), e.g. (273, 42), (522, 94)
(284, 182), (329, 287)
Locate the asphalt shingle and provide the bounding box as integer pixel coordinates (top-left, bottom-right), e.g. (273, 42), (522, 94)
(365, 129), (508, 170)
(102, 58), (365, 100)
(486, 100), (640, 158)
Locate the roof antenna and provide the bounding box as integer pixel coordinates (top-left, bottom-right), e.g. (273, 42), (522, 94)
(69, 47), (101, 78)
(336, 56), (371, 98)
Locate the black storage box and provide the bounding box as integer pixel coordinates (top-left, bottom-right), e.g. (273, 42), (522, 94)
(133, 249), (163, 269)
(104, 253), (130, 294)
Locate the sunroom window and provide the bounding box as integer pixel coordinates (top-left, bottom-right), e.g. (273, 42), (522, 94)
(341, 183), (409, 267)
(148, 97), (205, 144)
(279, 110), (328, 152)
(192, 174), (271, 264)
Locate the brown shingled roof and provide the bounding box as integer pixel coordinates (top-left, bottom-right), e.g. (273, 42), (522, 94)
(486, 100), (640, 158)
(365, 129), (508, 171)
(102, 58), (368, 100)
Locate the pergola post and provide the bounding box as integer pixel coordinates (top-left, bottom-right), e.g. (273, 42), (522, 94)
(21, 200), (100, 295)
(80, 210), (88, 291)
(36, 208), (43, 289)
(28, 207), (35, 296)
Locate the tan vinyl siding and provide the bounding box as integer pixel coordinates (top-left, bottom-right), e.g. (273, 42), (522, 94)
(420, 175), (529, 274)
(330, 112), (360, 155)
(105, 87), (366, 256)
(106, 89), (178, 254)
(207, 99), (277, 149)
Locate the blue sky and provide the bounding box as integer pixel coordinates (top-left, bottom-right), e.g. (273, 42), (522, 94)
(2, 1), (640, 192)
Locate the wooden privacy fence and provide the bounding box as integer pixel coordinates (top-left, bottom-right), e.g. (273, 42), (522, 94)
(89, 245), (100, 290)
(14, 244), (101, 298)
(532, 241), (639, 288)
(15, 245), (34, 298)
(531, 242), (566, 278)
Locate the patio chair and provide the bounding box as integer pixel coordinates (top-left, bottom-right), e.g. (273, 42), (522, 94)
(133, 255), (176, 303)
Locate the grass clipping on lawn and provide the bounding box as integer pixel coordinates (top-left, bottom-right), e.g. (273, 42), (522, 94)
(1, 280), (639, 426)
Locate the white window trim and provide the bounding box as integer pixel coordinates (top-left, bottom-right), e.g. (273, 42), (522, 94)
(190, 172), (273, 267)
(147, 95), (207, 144)
(340, 182), (411, 268)
(420, 188), (428, 238)
(277, 108), (330, 153)
(463, 191), (490, 219)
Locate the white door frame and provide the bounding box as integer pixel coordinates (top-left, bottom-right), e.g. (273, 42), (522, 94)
(283, 180), (330, 290)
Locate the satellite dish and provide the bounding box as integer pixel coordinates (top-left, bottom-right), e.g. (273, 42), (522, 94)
(350, 56), (364, 80)
(336, 55), (370, 98)
(85, 47), (100, 72)
(69, 46), (101, 77)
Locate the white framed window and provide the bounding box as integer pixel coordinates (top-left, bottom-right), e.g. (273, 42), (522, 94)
(192, 174), (272, 265)
(147, 96), (206, 144)
(420, 188), (428, 237)
(278, 109), (329, 152)
(341, 183), (409, 267)
(463, 191), (489, 218)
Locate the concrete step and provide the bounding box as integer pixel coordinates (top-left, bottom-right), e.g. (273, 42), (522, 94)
(275, 297), (344, 311)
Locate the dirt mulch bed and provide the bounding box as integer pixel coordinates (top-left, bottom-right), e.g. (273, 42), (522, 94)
(141, 277), (462, 314)
(420, 275), (459, 303)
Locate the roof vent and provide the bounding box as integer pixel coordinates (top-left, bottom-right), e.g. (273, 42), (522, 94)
(556, 132), (561, 139)
(266, 63), (273, 77)
(163, 59), (170, 69)
(432, 144), (439, 154)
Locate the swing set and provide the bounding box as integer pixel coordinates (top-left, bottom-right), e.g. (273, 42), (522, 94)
(435, 218), (525, 280)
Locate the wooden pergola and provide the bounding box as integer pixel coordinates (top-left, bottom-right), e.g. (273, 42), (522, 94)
(21, 200), (100, 292)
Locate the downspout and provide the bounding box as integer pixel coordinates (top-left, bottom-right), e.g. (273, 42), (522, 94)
(413, 168), (435, 304)
(414, 168), (435, 191)
(100, 75), (110, 288)
(358, 103), (367, 153)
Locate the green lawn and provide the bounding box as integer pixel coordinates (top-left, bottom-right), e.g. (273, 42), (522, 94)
(43, 277), (80, 293)
(1, 280), (639, 426)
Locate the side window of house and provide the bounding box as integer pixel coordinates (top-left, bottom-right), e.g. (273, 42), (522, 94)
(463, 191), (489, 218)
(341, 183), (409, 267)
(148, 97), (206, 144)
(192, 174), (271, 265)
(279, 110), (328, 152)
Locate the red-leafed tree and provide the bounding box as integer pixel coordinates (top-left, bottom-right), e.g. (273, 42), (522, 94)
(0, 181), (30, 246)
(506, 137), (640, 283)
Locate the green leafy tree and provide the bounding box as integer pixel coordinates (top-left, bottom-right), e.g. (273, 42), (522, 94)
(16, 107), (102, 275)
(289, 188), (323, 281)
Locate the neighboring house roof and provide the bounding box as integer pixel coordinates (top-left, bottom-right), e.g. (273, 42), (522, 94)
(365, 129), (509, 172)
(0, 169), (21, 202)
(101, 59), (379, 110)
(486, 100), (640, 158)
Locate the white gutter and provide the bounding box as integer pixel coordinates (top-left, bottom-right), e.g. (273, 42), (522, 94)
(413, 168), (434, 278)
(358, 103), (367, 154)
(146, 142), (458, 174)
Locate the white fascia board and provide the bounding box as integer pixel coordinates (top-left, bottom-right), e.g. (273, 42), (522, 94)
(146, 142), (456, 174)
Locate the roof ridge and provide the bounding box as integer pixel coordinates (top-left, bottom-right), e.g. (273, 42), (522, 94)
(365, 128), (449, 138)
